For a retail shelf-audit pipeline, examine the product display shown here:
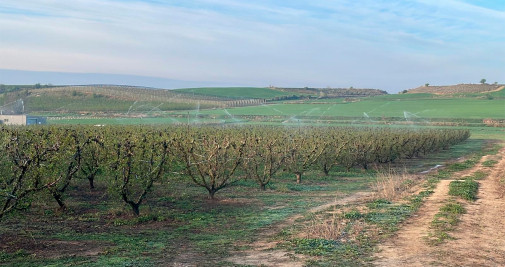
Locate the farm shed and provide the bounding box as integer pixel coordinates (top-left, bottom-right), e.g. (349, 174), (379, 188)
(0, 115), (47, 125)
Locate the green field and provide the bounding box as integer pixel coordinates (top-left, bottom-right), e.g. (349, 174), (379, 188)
(44, 90), (505, 141)
(3, 86), (504, 123)
(26, 95), (200, 113)
(189, 94), (504, 120)
(174, 87), (295, 99)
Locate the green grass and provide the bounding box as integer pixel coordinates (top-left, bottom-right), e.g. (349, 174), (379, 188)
(26, 95), (199, 113)
(446, 159), (478, 172)
(490, 86), (505, 98)
(449, 178), (479, 201)
(0, 168), (372, 266)
(482, 159), (499, 167)
(427, 201), (466, 245)
(174, 87), (295, 99)
(471, 171), (488, 180)
(194, 94), (505, 120)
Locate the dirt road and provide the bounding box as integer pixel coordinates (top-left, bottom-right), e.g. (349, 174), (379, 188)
(375, 147), (505, 266)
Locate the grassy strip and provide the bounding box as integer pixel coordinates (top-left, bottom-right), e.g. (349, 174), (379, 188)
(426, 201), (465, 245)
(279, 147), (490, 266)
(449, 179), (479, 201)
(280, 177), (439, 266)
(471, 170), (488, 180)
(482, 159), (499, 167)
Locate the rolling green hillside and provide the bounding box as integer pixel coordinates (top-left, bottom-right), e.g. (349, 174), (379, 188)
(1, 84), (504, 131)
(174, 87), (294, 99)
(1, 85), (388, 114)
(191, 94), (504, 120)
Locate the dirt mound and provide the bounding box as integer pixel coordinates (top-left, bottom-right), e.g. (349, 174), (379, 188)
(407, 84), (504, 95)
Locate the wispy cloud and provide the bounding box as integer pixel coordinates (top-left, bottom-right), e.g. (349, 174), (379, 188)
(0, 0), (503, 91)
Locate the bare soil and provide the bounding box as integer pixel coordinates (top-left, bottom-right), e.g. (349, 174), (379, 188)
(408, 84), (504, 95)
(0, 234), (111, 258)
(374, 147), (505, 266)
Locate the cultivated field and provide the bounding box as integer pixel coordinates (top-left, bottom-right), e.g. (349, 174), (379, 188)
(1, 84), (505, 266)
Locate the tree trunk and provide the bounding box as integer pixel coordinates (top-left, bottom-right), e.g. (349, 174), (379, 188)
(86, 169), (98, 189)
(323, 164), (330, 176)
(129, 203), (140, 216)
(208, 189), (217, 200)
(260, 184), (266, 191)
(53, 193), (66, 210)
(296, 172), (302, 184)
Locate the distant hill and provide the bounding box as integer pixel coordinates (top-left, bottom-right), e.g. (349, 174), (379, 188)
(407, 84), (504, 95)
(0, 85), (390, 114)
(175, 86), (387, 99)
(272, 87), (387, 98)
(173, 87), (294, 99)
(0, 69), (227, 89)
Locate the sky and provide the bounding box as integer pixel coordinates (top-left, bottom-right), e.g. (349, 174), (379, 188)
(0, 0), (504, 92)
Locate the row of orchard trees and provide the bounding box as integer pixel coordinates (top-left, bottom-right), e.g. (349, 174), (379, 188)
(0, 125), (470, 217)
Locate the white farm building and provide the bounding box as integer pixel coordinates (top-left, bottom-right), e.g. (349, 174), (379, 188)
(0, 115), (47, 125)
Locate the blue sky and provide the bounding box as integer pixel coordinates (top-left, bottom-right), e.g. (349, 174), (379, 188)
(0, 0), (503, 92)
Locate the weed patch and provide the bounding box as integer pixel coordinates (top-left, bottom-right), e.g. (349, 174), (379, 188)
(449, 179), (479, 201)
(426, 201), (465, 245)
(344, 209), (364, 220)
(471, 171), (488, 180)
(482, 160), (498, 167)
(446, 159), (478, 172)
(283, 237), (374, 266)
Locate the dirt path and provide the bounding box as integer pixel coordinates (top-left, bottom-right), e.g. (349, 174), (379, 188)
(226, 191), (373, 267)
(374, 147), (505, 266)
(434, 148), (505, 266)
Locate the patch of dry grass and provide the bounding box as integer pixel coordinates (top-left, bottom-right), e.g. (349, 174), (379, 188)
(373, 169), (422, 201)
(305, 210), (345, 240)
